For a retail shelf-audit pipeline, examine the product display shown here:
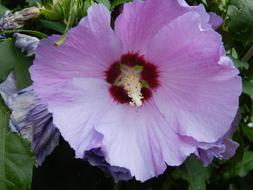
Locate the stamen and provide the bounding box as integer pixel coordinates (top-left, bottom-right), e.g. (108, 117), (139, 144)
(122, 74), (143, 106)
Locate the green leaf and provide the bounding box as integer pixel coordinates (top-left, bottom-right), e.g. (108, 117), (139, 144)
(25, 0), (42, 6)
(0, 4), (8, 16)
(0, 39), (32, 90)
(232, 58), (249, 70)
(0, 40), (13, 82)
(40, 19), (65, 33)
(173, 156), (210, 190)
(225, 151), (253, 178)
(95, 0), (111, 9)
(0, 29), (48, 39)
(40, 0), (94, 26)
(0, 97), (35, 190)
(226, 0), (253, 43)
(242, 125), (253, 142)
(237, 151), (253, 177)
(111, 0), (130, 9)
(243, 80), (253, 100)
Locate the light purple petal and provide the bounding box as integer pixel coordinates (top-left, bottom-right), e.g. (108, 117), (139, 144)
(84, 148), (132, 182)
(196, 111), (240, 165)
(115, 0), (210, 53)
(46, 77), (132, 181)
(30, 4), (122, 104)
(209, 12), (223, 29)
(95, 100), (197, 181)
(144, 11), (241, 143)
(47, 78), (112, 158)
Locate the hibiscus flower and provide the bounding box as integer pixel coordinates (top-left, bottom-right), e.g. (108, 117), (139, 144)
(30, 0), (241, 181)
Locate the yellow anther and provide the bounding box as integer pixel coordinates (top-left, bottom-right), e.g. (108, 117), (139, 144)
(122, 74), (143, 106)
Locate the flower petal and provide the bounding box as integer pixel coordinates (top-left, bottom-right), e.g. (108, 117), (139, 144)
(47, 78), (112, 158)
(84, 148), (132, 182)
(143, 11), (220, 65)
(115, 0), (210, 53)
(95, 100), (197, 181)
(146, 12), (241, 142)
(30, 4), (122, 103)
(209, 12), (223, 29)
(196, 111), (240, 165)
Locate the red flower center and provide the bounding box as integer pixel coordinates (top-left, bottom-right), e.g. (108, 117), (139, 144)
(105, 53), (159, 105)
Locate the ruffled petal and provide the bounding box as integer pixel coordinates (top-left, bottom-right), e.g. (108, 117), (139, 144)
(115, 0), (210, 53)
(196, 111), (240, 165)
(143, 11), (220, 65)
(209, 12), (223, 29)
(148, 12), (241, 143)
(84, 148), (132, 182)
(196, 138), (239, 166)
(47, 78), (112, 158)
(30, 4), (122, 103)
(95, 100), (197, 181)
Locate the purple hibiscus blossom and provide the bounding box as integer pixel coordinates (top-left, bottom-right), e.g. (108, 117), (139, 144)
(30, 0), (242, 181)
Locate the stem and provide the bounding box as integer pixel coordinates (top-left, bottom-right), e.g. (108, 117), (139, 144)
(55, 0), (76, 45)
(114, 182), (121, 190)
(242, 46), (253, 62)
(0, 29), (48, 38)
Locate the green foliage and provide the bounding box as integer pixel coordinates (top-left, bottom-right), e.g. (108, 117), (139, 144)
(26, 0), (42, 6)
(173, 156), (210, 190)
(0, 97), (35, 190)
(226, 0), (253, 44)
(40, 19), (65, 33)
(243, 81), (253, 100)
(224, 151), (253, 178)
(111, 0), (130, 9)
(0, 39), (32, 90)
(39, 0), (95, 44)
(95, 0), (111, 9)
(0, 4), (8, 16)
(40, 0), (94, 27)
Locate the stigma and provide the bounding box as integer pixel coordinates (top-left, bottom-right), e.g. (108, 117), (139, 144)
(122, 74), (143, 106)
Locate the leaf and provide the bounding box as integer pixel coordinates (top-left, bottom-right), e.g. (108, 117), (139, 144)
(0, 29), (48, 39)
(95, 0), (111, 9)
(226, 0), (253, 43)
(40, 19), (66, 33)
(0, 97), (35, 190)
(40, 0), (94, 25)
(236, 151), (253, 177)
(173, 156), (210, 190)
(242, 125), (253, 142)
(0, 40), (13, 82)
(0, 39), (32, 90)
(232, 58), (249, 70)
(0, 4), (8, 16)
(243, 80), (253, 100)
(224, 151), (253, 178)
(25, 0), (42, 6)
(111, 0), (130, 9)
